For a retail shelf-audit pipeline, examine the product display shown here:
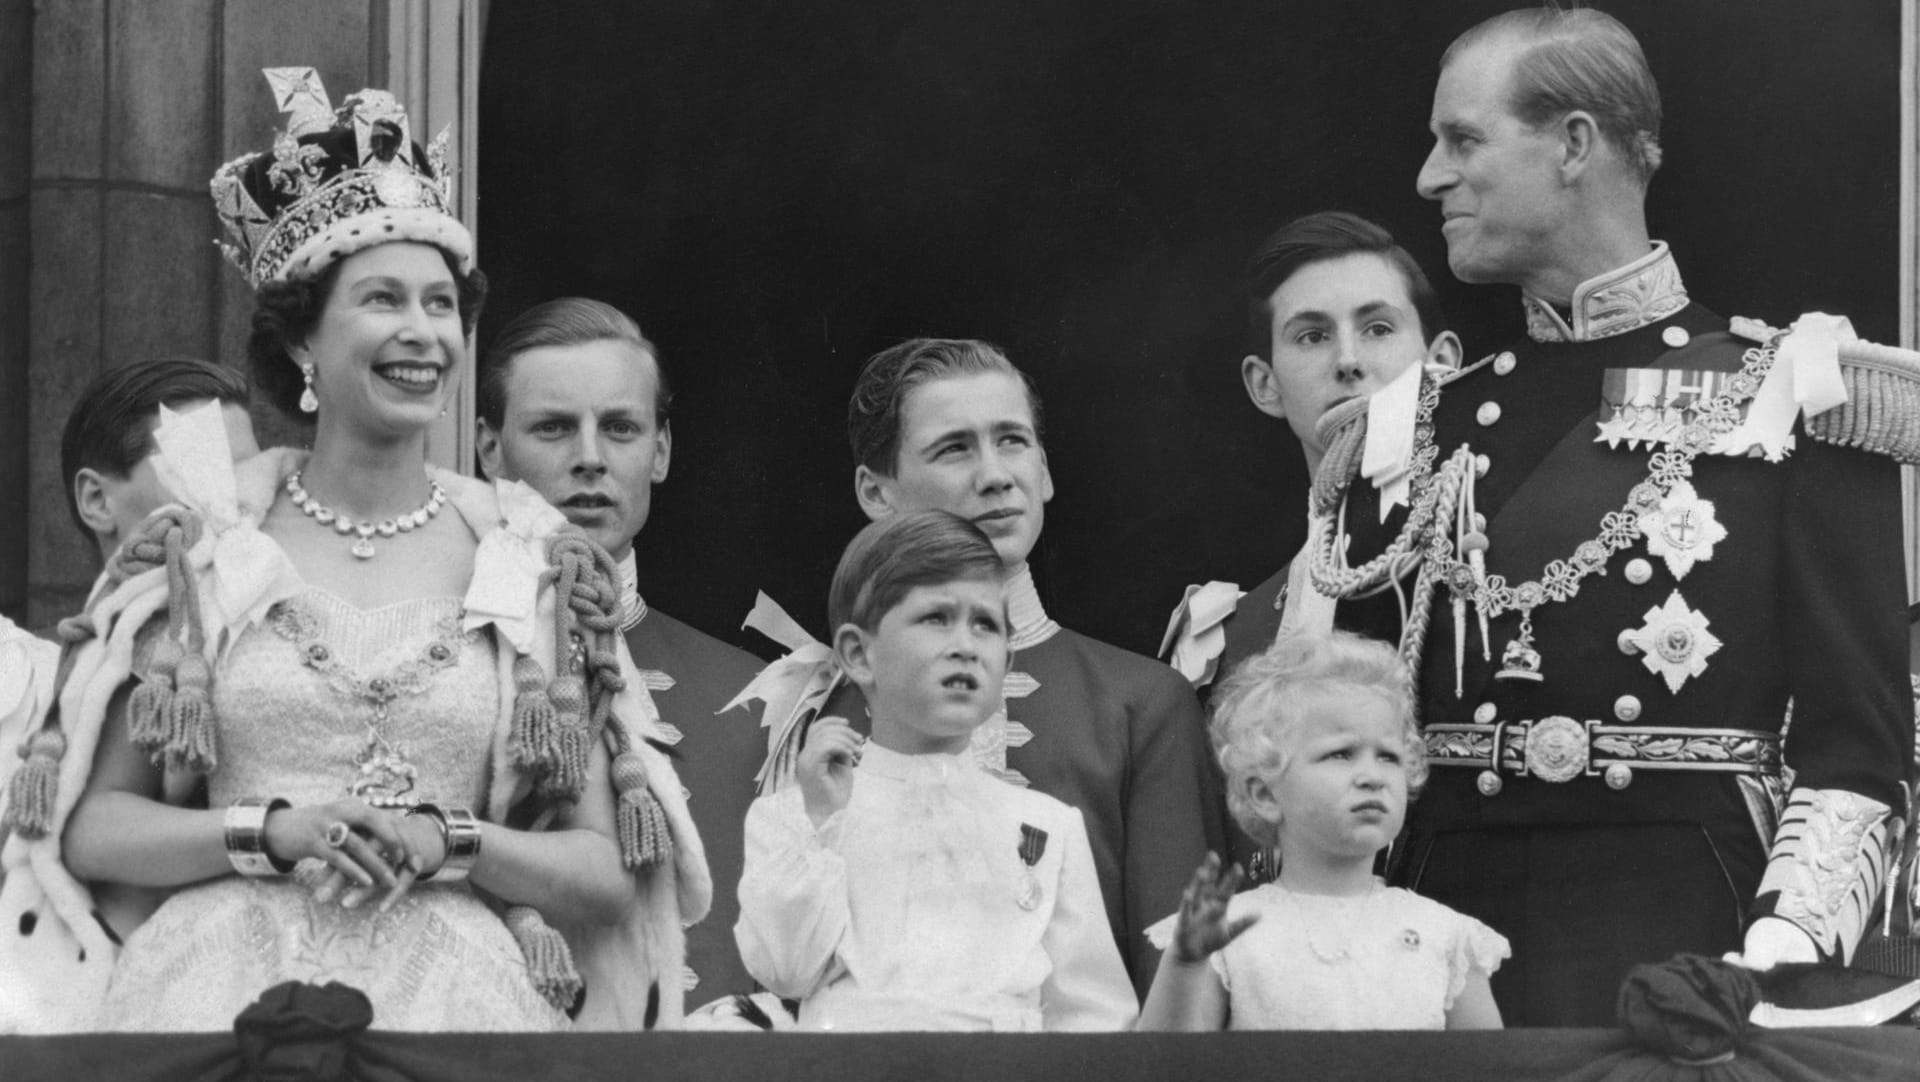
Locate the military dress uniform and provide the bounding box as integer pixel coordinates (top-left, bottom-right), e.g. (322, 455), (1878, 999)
(1330, 245), (1911, 1026)
(613, 555), (768, 1003)
(743, 568), (1223, 999)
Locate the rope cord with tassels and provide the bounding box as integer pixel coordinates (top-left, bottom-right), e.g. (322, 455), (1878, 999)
(501, 529), (677, 1014)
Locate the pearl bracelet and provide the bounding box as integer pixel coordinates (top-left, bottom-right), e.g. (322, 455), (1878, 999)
(224, 797), (294, 877)
(406, 803), (482, 882)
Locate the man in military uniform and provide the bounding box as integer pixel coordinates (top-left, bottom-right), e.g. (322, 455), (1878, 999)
(477, 298), (766, 1005)
(1326, 9), (1910, 1025)
(743, 338), (1221, 997)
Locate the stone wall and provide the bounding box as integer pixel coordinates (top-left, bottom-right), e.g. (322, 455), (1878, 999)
(11, 1), (380, 629)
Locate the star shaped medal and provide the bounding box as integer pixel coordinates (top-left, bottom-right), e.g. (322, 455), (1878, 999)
(1623, 591), (1723, 694)
(1637, 481), (1727, 580)
(1595, 405), (1635, 450)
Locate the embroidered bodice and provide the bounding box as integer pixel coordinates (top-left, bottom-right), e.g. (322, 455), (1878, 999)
(209, 589), (495, 810)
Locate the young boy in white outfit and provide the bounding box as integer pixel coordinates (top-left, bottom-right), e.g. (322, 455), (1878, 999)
(735, 510), (1138, 1031)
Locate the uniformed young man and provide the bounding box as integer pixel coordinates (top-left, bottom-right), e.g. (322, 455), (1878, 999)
(1158, 212), (1462, 880)
(476, 298), (765, 1005)
(744, 338), (1221, 997)
(1322, 9), (1909, 1025)
(1162, 211), (1461, 696)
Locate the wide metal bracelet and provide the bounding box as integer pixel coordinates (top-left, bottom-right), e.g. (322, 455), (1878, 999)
(225, 796), (294, 877)
(409, 803), (482, 882)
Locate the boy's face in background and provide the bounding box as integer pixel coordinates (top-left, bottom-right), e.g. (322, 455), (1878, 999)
(855, 577), (1011, 755)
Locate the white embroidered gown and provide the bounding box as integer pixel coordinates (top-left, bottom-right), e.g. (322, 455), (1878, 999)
(100, 589), (566, 1031)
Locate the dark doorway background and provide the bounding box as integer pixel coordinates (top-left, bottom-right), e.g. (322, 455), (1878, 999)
(479, 1), (1901, 659)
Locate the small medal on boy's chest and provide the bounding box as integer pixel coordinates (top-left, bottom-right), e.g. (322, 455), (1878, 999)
(1016, 823), (1048, 911)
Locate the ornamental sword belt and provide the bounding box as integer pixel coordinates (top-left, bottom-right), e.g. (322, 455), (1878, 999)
(1425, 717), (1781, 788)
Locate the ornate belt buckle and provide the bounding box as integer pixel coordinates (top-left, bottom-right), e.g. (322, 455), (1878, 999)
(1523, 716), (1590, 783)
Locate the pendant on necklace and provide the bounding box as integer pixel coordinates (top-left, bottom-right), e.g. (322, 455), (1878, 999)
(351, 536), (377, 560)
(1495, 623), (1544, 684)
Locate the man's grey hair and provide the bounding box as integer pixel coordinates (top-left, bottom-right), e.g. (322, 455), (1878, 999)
(1446, 6), (1664, 186)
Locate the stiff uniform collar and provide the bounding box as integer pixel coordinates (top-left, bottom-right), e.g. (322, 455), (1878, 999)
(1006, 565), (1061, 651)
(617, 550), (649, 632)
(1522, 241), (1689, 344)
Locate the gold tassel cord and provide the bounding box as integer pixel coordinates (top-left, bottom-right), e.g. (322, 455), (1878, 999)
(505, 904), (584, 1013)
(3, 729), (67, 839)
(611, 751), (673, 869)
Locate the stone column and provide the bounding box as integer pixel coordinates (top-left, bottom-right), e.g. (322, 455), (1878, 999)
(21, 1), (378, 629)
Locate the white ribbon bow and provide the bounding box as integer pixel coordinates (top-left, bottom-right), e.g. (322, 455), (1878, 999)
(1713, 312), (1854, 462)
(464, 478), (571, 654)
(150, 403), (303, 644)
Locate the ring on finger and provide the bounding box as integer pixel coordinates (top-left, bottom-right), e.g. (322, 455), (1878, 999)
(324, 821), (352, 849)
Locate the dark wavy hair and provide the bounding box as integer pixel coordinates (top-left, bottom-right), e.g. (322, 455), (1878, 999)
(847, 338), (1044, 477)
(828, 509), (1006, 634)
(59, 358), (251, 541)
(1246, 210), (1444, 360)
(246, 248), (487, 419)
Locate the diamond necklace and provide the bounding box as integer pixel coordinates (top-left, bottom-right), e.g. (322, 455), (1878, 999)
(286, 470), (448, 560)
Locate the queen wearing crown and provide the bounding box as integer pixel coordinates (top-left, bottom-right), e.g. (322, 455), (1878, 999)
(0, 70), (708, 1032)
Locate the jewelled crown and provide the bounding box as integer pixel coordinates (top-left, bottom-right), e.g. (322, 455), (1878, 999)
(210, 67), (473, 288)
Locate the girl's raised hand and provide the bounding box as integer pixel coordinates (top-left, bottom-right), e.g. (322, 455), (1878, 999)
(1173, 852), (1259, 964)
(796, 716), (864, 828)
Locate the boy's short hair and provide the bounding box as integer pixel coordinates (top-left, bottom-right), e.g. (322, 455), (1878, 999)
(59, 358), (252, 541)
(828, 509), (1006, 633)
(1246, 210), (1445, 359)
(1210, 629), (1427, 847)
(847, 338), (1045, 477)
(478, 296), (672, 430)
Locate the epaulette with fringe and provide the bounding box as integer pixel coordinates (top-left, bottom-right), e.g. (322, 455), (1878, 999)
(1732, 316), (1920, 464)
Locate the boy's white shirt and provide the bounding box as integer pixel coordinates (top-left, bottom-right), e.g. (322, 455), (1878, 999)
(735, 743), (1137, 1031)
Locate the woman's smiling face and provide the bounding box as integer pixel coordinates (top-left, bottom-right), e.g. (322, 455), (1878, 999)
(295, 242), (464, 437)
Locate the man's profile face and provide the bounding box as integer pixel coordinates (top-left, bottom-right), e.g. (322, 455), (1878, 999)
(1415, 36), (1570, 290)
(861, 371), (1053, 570)
(1251, 252), (1434, 460)
(477, 339), (671, 562)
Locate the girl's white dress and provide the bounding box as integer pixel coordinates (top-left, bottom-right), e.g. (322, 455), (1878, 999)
(1150, 881), (1509, 1030)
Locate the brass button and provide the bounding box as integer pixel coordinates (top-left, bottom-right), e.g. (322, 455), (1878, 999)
(1477, 770), (1504, 797)
(1613, 694), (1642, 722)
(1625, 558), (1653, 585)
(1493, 351), (1517, 376)
(1473, 702), (1497, 724)
(1604, 763), (1634, 790)
(1662, 326), (1691, 348)
(1617, 629), (1641, 655)
(1477, 401), (1502, 427)
(1475, 453), (1491, 478)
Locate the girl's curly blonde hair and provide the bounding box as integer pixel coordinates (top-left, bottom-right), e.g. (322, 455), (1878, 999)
(1210, 629), (1426, 847)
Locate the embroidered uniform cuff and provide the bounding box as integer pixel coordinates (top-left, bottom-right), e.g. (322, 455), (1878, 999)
(1751, 787), (1894, 963)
